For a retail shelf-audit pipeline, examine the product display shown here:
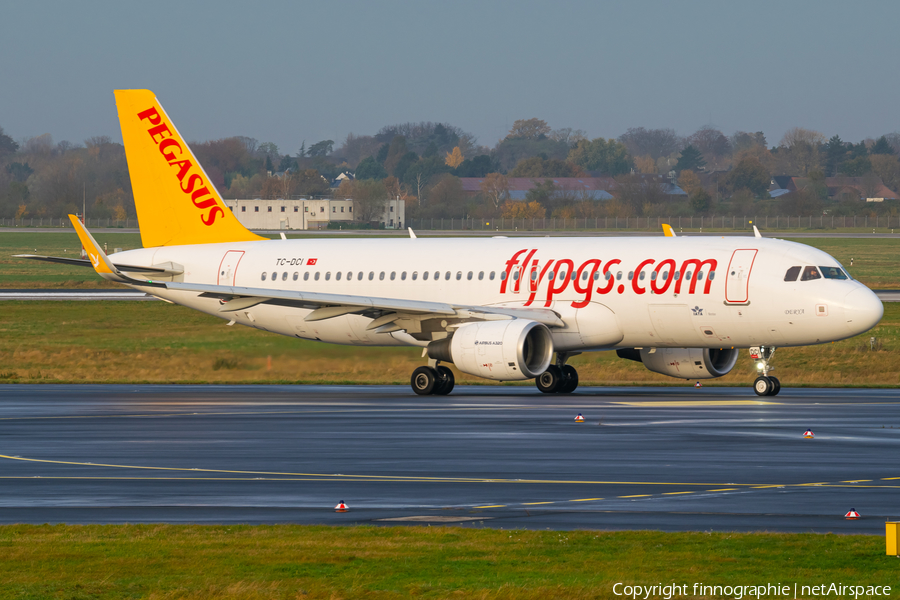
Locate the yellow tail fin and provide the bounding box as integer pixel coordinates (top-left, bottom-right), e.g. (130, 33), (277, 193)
(115, 89), (266, 247)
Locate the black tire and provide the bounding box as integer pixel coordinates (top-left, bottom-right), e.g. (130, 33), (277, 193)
(536, 365), (563, 393)
(753, 376), (772, 397)
(411, 366), (437, 395)
(434, 366), (455, 395)
(559, 365), (579, 393)
(768, 376), (781, 396)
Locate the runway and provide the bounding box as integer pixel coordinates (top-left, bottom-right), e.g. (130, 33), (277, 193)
(1, 384), (899, 533)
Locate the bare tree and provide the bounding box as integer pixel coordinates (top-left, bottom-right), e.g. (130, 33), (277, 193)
(480, 173), (508, 209)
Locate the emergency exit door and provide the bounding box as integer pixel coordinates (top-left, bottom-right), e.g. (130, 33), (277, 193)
(217, 250), (245, 286)
(725, 249), (757, 303)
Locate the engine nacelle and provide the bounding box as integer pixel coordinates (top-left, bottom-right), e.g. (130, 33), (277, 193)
(617, 347), (739, 380)
(427, 319), (554, 381)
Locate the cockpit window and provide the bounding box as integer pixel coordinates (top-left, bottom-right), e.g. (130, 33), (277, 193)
(800, 266), (821, 281)
(819, 266), (848, 280)
(784, 266), (801, 281)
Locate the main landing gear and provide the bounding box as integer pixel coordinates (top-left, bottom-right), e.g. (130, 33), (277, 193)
(411, 362), (455, 396)
(536, 353), (579, 394)
(750, 346), (780, 397)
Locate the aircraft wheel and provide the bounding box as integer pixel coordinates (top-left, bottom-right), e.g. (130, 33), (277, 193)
(411, 366), (437, 395)
(433, 366), (455, 395)
(753, 376), (772, 397)
(768, 376), (781, 396)
(536, 365), (563, 393)
(559, 365), (579, 393)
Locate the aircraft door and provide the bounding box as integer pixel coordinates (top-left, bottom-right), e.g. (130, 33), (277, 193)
(725, 249), (758, 303)
(218, 250), (245, 286)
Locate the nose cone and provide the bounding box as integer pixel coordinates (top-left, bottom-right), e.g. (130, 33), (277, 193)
(843, 287), (883, 335)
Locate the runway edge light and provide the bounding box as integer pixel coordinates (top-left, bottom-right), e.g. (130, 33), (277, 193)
(886, 522), (899, 556)
(574, 413), (585, 423)
(844, 508), (860, 519)
(335, 501), (349, 513)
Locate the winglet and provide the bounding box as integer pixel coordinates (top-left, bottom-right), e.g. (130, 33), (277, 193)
(408, 227), (417, 239)
(68, 214), (122, 280)
(662, 223), (676, 237)
(753, 225), (762, 238)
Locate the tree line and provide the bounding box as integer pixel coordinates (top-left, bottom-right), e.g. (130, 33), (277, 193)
(1, 116), (899, 222)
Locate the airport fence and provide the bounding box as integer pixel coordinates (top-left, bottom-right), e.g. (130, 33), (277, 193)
(1, 214), (899, 231)
(407, 214), (900, 232)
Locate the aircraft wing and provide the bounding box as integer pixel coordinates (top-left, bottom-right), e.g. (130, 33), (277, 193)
(158, 280), (565, 329)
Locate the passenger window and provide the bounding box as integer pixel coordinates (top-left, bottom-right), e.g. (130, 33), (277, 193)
(605, 272), (612, 280)
(548, 271), (555, 280)
(478, 271), (484, 280)
(271, 271), (277, 281)
(304, 272), (310, 281)
(593, 272), (599, 281)
(368, 272), (374, 280)
(616, 271), (622, 280)
(357, 272), (363, 281)
(582, 271), (588, 281)
(314, 272), (320, 281)
(467, 271), (473, 280)
(423, 271), (429, 280)
(661, 271), (668, 280)
(650, 271), (657, 280)
(293, 272), (298, 281)
(697, 271), (704, 280)
(379, 272), (385, 280)
(558, 271), (566, 280)
(282, 272), (288, 281)
(639, 271), (645, 281)
(531, 271), (538, 281)
(819, 266), (848, 280)
(784, 266), (801, 282)
(709, 271), (716, 280)
(513, 271), (520, 280)
(628, 271), (634, 280)
(325, 272), (331, 281)
(445, 271), (451, 280)
(434, 271), (440, 280)
(489, 272), (495, 280)
(674, 270), (680, 280)
(390, 272), (396, 280)
(412, 271), (417, 280)
(336, 272), (342, 281)
(261, 272), (267, 281)
(456, 272), (462, 280)
(801, 266), (821, 281)
(401, 272), (407, 280)
(571, 272), (576, 281)
(686, 271), (693, 280)
(346, 272), (352, 280)
(500, 271), (506, 280)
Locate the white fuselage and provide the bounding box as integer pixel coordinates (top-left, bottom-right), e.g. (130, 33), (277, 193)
(118, 235), (883, 352)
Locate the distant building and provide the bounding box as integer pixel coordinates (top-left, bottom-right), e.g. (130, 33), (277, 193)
(769, 175), (898, 201)
(223, 197), (405, 230)
(459, 177), (616, 201)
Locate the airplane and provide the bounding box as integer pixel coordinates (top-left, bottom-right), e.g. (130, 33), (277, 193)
(16, 90), (884, 397)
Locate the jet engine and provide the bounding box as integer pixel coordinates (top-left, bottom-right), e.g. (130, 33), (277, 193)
(427, 319), (554, 381)
(617, 347), (739, 380)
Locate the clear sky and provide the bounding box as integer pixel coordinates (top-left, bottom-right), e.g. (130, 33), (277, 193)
(1, 0), (898, 154)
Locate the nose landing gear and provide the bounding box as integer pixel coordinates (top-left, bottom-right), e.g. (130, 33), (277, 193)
(750, 346), (780, 396)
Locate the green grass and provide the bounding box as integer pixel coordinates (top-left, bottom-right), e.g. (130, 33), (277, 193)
(2, 232), (899, 288)
(0, 525), (895, 599)
(0, 301), (897, 386)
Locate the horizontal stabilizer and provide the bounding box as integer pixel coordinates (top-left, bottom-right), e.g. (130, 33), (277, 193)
(14, 254), (183, 275)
